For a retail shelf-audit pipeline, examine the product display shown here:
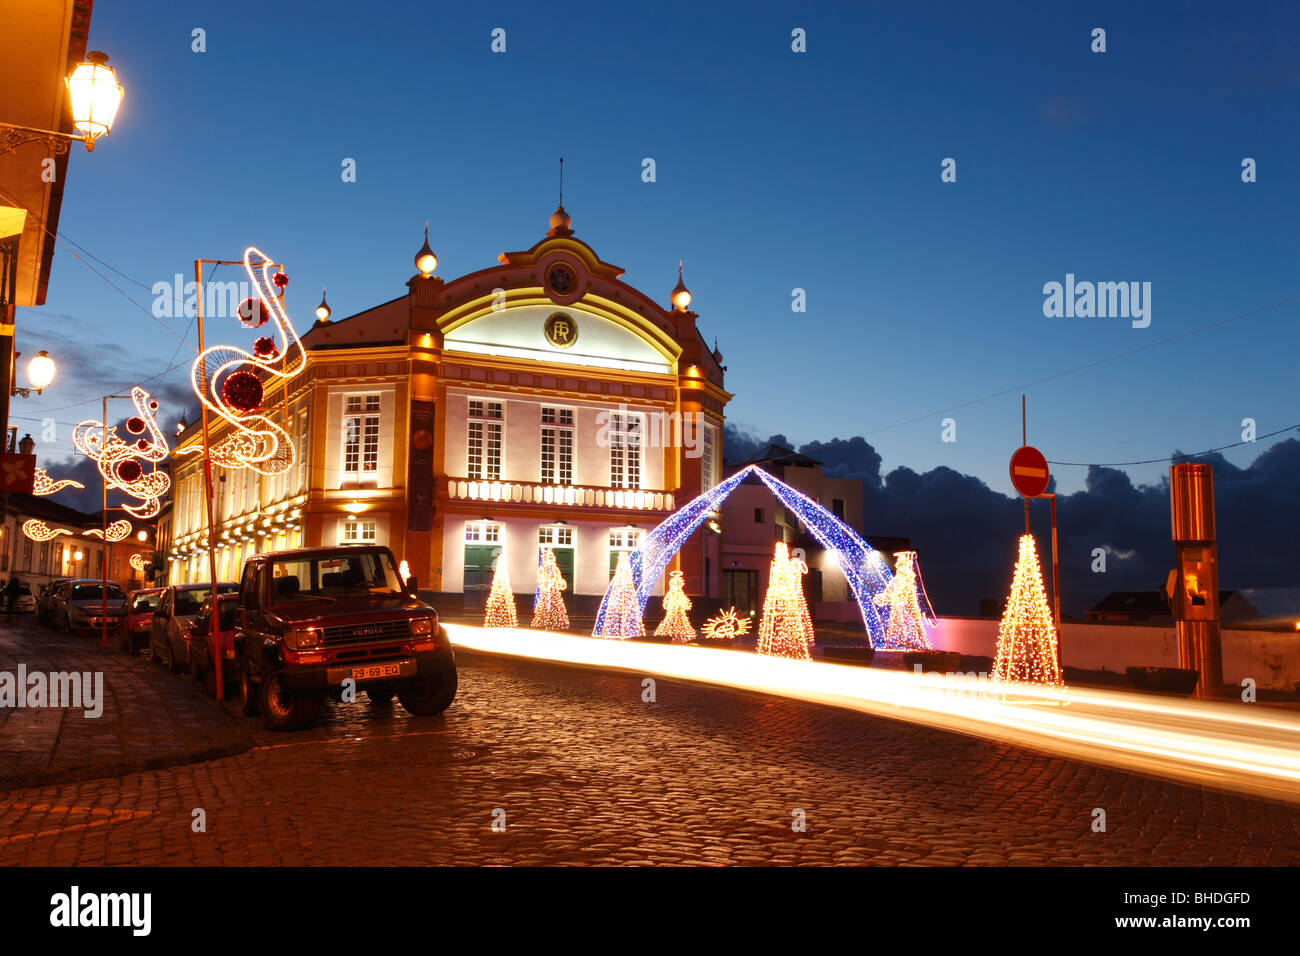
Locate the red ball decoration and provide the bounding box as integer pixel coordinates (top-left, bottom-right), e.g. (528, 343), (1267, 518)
(238, 297), (270, 329)
(135, 438), (150, 451)
(253, 336), (279, 358)
(115, 459), (143, 483)
(272, 272), (289, 289)
(125, 416), (146, 434)
(222, 370), (264, 413)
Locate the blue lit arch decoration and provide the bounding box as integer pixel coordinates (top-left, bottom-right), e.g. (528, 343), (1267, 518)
(594, 464), (897, 646)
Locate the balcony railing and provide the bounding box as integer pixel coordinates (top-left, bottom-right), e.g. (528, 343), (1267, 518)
(444, 477), (674, 512)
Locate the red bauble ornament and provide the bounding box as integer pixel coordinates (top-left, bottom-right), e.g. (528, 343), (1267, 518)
(272, 272), (289, 289)
(125, 416), (146, 434)
(115, 459), (143, 483)
(222, 370), (264, 413)
(253, 336), (279, 358)
(238, 297), (270, 329)
(135, 438), (150, 451)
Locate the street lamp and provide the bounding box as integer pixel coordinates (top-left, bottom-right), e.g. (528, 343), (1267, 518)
(0, 52), (124, 155)
(26, 351), (55, 391)
(11, 351), (56, 397)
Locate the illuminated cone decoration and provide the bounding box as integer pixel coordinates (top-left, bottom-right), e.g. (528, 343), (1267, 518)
(757, 543), (814, 660)
(484, 554), (517, 628)
(531, 547), (570, 631)
(654, 569), (695, 643)
(873, 550), (934, 651)
(992, 534), (1064, 686)
(593, 551), (644, 639)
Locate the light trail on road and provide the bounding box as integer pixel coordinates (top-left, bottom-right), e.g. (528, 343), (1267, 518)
(445, 624), (1300, 806)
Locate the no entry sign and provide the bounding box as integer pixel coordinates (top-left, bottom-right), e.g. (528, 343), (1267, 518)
(1009, 445), (1050, 498)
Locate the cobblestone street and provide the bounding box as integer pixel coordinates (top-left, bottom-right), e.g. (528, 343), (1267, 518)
(2, 642), (1299, 865)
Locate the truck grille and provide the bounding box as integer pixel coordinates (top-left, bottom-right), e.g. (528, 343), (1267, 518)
(320, 619), (412, 647)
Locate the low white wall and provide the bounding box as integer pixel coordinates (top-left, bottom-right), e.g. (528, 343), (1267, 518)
(930, 617), (1300, 691)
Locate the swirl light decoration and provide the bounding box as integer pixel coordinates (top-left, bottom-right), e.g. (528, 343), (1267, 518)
(72, 386), (170, 519)
(129, 553), (149, 572)
(32, 468), (85, 496)
(85, 519), (133, 542)
(22, 519), (72, 542)
(176, 246), (305, 475)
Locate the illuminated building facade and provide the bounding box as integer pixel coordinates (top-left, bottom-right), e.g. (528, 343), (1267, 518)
(167, 208), (729, 604)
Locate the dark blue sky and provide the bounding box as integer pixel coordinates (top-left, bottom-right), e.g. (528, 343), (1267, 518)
(16, 0), (1299, 495)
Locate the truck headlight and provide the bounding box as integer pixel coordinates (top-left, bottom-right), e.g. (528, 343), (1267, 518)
(411, 618), (433, 637)
(285, 627), (321, 650)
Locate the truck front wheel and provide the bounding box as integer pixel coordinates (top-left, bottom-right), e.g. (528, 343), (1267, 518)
(397, 669), (457, 717)
(259, 671), (321, 731)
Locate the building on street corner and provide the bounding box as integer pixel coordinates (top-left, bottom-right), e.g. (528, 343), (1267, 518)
(167, 208), (730, 610)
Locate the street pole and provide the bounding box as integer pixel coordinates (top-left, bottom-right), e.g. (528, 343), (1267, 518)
(1021, 395), (1030, 534)
(196, 259), (224, 699)
(101, 396), (108, 648)
(1045, 492), (1062, 670)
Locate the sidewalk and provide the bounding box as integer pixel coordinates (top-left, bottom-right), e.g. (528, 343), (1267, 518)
(0, 615), (254, 791)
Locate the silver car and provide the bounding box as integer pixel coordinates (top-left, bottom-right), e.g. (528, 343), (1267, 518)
(49, 579), (128, 634)
(150, 582), (238, 673)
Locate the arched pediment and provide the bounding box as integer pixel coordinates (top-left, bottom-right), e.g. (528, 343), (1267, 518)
(442, 297), (679, 374)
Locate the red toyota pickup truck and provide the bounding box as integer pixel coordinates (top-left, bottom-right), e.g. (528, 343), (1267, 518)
(233, 545), (455, 730)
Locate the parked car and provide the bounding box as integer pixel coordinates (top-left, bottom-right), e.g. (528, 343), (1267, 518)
(234, 546), (455, 730)
(37, 578), (75, 625)
(119, 587), (166, 654)
(6, 581), (36, 614)
(189, 593), (238, 698)
(150, 582), (238, 673)
(49, 580), (128, 634)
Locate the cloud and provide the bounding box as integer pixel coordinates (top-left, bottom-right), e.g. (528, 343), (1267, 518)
(725, 424), (1300, 618)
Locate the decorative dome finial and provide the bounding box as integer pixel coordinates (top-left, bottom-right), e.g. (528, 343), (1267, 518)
(415, 223), (437, 277)
(547, 157), (574, 236)
(671, 260), (691, 312)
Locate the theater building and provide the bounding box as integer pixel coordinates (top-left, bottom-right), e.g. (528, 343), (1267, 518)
(167, 207), (730, 605)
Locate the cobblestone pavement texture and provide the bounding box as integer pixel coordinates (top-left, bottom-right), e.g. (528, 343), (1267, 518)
(1, 629), (1299, 865)
(0, 619), (251, 790)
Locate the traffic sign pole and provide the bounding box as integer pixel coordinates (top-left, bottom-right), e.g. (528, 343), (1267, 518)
(1010, 395), (1063, 667)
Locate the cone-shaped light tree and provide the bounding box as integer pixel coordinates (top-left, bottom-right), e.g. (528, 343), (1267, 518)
(992, 534), (1064, 686)
(593, 551), (644, 639)
(531, 547), (570, 631)
(757, 542), (814, 660)
(484, 553), (517, 628)
(872, 550), (934, 650)
(654, 569), (696, 642)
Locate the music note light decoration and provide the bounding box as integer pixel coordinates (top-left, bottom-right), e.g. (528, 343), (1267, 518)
(85, 519), (133, 542)
(33, 469), (85, 496)
(72, 386), (170, 519)
(22, 519), (72, 542)
(176, 246), (304, 475)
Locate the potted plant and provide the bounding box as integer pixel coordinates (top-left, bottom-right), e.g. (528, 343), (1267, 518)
(1125, 666), (1200, 697)
(903, 649), (961, 674)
